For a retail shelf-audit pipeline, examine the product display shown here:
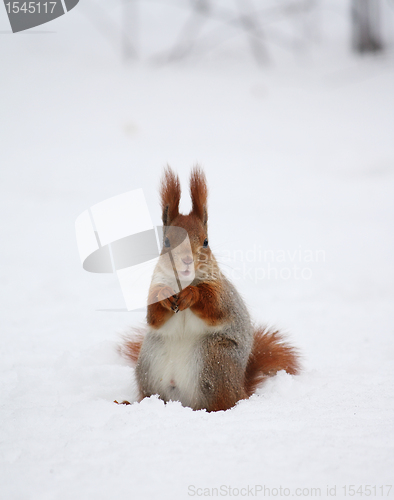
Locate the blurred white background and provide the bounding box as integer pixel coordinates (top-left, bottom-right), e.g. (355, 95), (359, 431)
(1, 1), (394, 499)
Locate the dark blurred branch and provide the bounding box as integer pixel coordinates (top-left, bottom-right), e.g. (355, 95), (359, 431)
(236, 0), (269, 65)
(78, 0), (137, 57)
(154, 0), (317, 65)
(78, 0), (320, 64)
(122, 0), (139, 60)
(165, 0), (210, 61)
(351, 0), (383, 53)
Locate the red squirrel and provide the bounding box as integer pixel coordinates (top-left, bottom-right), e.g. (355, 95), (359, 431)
(121, 166), (300, 411)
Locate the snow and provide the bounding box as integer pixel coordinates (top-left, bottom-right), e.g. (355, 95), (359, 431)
(1, 1), (394, 498)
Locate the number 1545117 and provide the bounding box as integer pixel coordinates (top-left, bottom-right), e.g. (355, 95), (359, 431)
(5, 2), (58, 14)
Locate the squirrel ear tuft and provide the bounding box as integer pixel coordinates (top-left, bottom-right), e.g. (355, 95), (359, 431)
(190, 165), (208, 227)
(160, 166), (181, 227)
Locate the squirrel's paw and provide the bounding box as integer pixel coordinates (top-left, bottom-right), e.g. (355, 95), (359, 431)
(157, 286), (178, 311)
(176, 286), (199, 312)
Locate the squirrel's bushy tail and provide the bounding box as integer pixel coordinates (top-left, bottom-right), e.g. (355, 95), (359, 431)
(244, 327), (300, 396)
(119, 328), (145, 364)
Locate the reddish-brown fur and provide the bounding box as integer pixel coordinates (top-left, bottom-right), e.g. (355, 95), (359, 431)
(190, 166), (208, 225)
(147, 285), (176, 328)
(244, 327), (301, 396)
(181, 282), (226, 326)
(160, 167), (181, 226)
(120, 328), (145, 364)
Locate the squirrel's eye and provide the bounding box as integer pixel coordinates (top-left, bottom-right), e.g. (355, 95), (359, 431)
(203, 238), (208, 248)
(164, 237), (170, 248)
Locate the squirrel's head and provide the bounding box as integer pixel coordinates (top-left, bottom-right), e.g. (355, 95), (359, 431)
(159, 166), (213, 283)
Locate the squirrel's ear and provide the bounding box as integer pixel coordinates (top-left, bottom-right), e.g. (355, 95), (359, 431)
(190, 165), (208, 227)
(160, 166), (181, 227)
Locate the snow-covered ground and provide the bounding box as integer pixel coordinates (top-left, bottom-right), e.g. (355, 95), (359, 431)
(1, 1), (394, 499)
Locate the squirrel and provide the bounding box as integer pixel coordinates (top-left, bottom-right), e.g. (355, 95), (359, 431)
(120, 166), (300, 412)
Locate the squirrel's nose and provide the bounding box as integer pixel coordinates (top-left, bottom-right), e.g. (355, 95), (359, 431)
(182, 256), (193, 266)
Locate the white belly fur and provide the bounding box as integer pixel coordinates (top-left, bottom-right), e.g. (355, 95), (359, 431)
(146, 309), (222, 406)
